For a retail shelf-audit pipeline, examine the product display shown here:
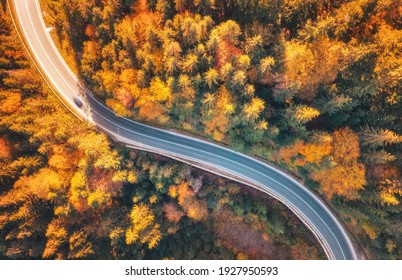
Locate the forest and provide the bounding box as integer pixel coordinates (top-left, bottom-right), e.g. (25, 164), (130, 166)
(1, 0), (401, 259)
(0, 5), (322, 259)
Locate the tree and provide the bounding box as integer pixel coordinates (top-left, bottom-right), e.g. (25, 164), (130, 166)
(283, 38), (344, 100)
(290, 239), (321, 260)
(310, 131), (333, 144)
(71, 131), (121, 170)
(237, 55), (251, 70)
(178, 74), (195, 100)
(379, 189), (400, 206)
(0, 137), (11, 159)
(312, 127), (366, 200)
(116, 87), (134, 108)
(244, 84), (255, 97)
(157, 0), (175, 20)
(258, 56), (275, 83)
(136, 77), (172, 121)
(125, 204), (162, 249)
(81, 40), (102, 80)
(0, 92), (21, 114)
(360, 126), (402, 148)
(149, 78), (171, 101)
(68, 231), (94, 259)
(312, 162), (366, 200)
(164, 41), (182, 58)
(203, 86), (234, 141)
(215, 41), (242, 69)
(186, 200), (208, 221)
(243, 97), (265, 120)
(165, 57), (180, 75)
(298, 143), (332, 165)
(201, 92), (216, 110)
(364, 150), (396, 165)
(69, 170), (90, 212)
(174, 0), (192, 13)
(2, 69), (42, 94)
(170, 181), (208, 221)
(99, 70), (119, 93)
(219, 63), (234, 82)
(87, 189), (111, 208)
(294, 105), (320, 123)
(194, 0), (214, 14)
(182, 54), (199, 73)
(332, 127), (361, 165)
(316, 93), (353, 115)
(229, 70), (246, 91)
(277, 140), (331, 167)
(163, 203), (184, 222)
(204, 68), (219, 88)
(181, 17), (198, 46)
(210, 20), (241, 45)
(43, 219), (68, 259)
(245, 35), (264, 62)
(373, 24), (402, 91)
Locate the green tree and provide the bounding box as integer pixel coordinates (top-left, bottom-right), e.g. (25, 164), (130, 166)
(316, 93), (353, 115)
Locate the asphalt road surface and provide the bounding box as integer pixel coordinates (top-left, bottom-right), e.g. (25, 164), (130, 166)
(11, 0), (358, 260)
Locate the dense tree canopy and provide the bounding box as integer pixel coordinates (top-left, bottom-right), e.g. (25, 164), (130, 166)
(0, 6), (325, 260)
(5, 0), (402, 259)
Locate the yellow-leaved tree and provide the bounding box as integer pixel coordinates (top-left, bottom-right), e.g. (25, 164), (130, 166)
(203, 86), (235, 141)
(125, 204), (162, 249)
(294, 105), (320, 123)
(243, 97), (265, 120)
(136, 77), (172, 122)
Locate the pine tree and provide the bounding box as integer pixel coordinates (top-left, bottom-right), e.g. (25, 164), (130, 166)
(204, 68), (219, 88)
(157, 0), (175, 20)
(258, 56), (275, 79)
(68, 231), (94, 259)
(174, 0), (191, 13)
(165, 57), (180, 75)
(210, 20), (241, 45)
(245, 35), (264, 62)
(294, 105), (320, 123)
(360, 126), (402, 148)
(230, 70), (246, 91)
(202, 92), (216, 109)
(194, 0), (214, 14)
(125, 204), (162, 249)
(182, 54), (199, 73)
(237, 55), (251, 70)
(244, 97), (265, 120)
(364, 150), (396, 165)
(316, 94), (352, 115)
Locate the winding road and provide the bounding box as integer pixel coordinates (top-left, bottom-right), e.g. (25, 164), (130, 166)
(10, 0), (358, 260)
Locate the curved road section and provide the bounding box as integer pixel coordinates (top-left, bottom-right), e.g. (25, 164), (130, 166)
(11, 0), (357, 260)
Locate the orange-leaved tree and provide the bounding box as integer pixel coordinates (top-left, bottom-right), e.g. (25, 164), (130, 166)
(312, 127), (366, 200)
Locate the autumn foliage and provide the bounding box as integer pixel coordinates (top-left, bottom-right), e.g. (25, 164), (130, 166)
(312, 128), (366, 200)
(0, 0), (400, 259)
